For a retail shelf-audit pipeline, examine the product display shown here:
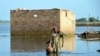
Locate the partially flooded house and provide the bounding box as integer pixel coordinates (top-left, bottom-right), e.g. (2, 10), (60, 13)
(11, 8), (75, 36)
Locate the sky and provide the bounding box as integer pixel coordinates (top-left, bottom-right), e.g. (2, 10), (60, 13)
(0, 0), (100, 20)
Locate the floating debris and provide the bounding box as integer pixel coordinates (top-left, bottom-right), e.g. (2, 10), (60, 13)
(97, 50), (100, 52)
(0, 35), (9, 37)
(78, 31), (100, 41)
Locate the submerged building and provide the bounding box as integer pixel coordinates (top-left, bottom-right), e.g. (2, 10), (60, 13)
(11, 8), (75, 36)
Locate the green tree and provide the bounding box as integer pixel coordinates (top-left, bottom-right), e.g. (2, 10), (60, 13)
(76, 18), (87, 22)
(96, 16), (100, 22)
(89, 17), (97, 22)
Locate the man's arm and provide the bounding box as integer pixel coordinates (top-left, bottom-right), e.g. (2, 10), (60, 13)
(59, 32), (67, 47)
(62, 37), (64, 47)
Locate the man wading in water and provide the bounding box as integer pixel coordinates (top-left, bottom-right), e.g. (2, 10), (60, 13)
(46, 27), (66, 53)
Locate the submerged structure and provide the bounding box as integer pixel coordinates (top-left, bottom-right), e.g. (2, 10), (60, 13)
(11, 8), (75, 36)
(78, 31), (100, 40)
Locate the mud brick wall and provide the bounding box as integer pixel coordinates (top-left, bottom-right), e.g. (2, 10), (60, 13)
(11, 9), (60, 36)
(60, 10), (75, 34)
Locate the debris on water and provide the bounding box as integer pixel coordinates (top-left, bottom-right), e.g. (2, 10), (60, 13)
(78, 31), (100, 41)
(97, 50), (100, 52)
(0, 35), (9, 37)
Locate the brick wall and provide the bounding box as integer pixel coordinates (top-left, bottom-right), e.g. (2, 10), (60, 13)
(11, 8), (75, 36)
(60, 10), (75, 34)
(11, 9), (60, 36)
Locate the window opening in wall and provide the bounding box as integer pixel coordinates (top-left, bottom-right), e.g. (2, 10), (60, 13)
(33, 14), (38, 17)
(66, 12), (67, 17)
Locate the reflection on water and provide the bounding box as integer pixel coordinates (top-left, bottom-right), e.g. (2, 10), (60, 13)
(11, 36), (49, 52)
(11, 35), (100, 56)
(46, 53), (60, 56)
(62, 36), (75, 51)
(11, 35), (75, 56)
(11, 35), (75, 52)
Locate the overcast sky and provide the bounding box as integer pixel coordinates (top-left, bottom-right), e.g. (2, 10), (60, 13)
(0, 0), (100, 20)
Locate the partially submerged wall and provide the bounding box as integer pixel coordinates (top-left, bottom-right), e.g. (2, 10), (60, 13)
(11, 8), (75, 36)
(60, 10), (75, 35)
(11, 9), (60, 36)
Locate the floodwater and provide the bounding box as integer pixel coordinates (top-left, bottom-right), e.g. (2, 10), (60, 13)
(0, 23), (100, 56)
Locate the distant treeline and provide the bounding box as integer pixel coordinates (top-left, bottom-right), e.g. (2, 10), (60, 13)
(0, 20), (10, 23)
(76, 16), (100, 22)
(76, 17), (100, 26)
(76, 22), (100, 26)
